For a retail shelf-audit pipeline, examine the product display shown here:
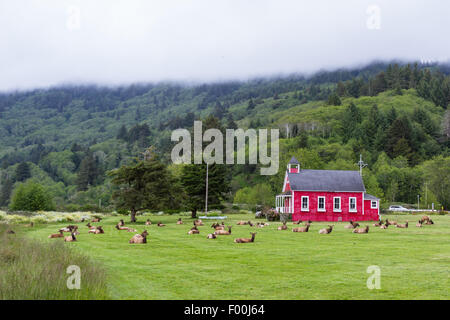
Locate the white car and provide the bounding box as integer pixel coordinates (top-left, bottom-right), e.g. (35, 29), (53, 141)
(388, 205), (409, 212)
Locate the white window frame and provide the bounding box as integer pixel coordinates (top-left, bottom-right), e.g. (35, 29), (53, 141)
(371, 200), (378, 209)
(317, 196), (326, 212)
(333, 197), (341, 212)
(349, 197), (357, 212)
(301, 196), (309, 211)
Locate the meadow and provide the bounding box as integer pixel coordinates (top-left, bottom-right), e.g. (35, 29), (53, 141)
(11, 213), (450, 300)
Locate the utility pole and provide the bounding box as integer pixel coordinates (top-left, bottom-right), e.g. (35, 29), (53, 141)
(357, 154), (368, 176)
(417, 194), (420, 210)
(205, 164), (209, 214)
(425, 182), (428, 209)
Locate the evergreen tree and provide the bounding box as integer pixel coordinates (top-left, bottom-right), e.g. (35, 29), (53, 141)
(76, 153), (99, 191)
(15, 162), (31, 182)
(10, 181), (55, 211)
(109, 148), (180, 222)
(0, 175), (13, 207)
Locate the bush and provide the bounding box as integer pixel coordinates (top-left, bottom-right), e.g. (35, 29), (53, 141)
(10, 182), (55, 212)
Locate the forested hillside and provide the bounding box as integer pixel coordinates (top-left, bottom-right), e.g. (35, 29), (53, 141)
(0, 61), (449, 211)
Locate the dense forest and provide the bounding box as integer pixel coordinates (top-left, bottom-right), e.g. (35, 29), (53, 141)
(0, 61), (449, 213)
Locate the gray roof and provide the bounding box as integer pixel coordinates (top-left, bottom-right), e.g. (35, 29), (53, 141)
(364, 193), (380, 200)
(287, 170), (365, 192)
(289, 156), (299, 165)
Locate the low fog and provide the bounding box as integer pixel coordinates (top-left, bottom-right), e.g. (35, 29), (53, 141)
(1, 0), (449, 91)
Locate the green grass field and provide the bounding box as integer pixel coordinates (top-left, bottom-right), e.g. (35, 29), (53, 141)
(22, 214), (450, 300)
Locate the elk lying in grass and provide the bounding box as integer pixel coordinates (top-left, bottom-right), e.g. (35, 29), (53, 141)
(416, 220), (423, 227)
(424, 219), (434, 225)
(49, 230), (64, 238)
(177, 218), (183, 225)
(6, 229), (15, 234)
(115, 224), (136, 232)
(60, 225), (78, 233)
(118, 219), (125, 227)
(25, 222), (34, 228)
(293, 220), (302, 225)
(373, 220), (384, 227)
(214, 226), (232, 235)
(255, 222), (269, 228)
(236, 221), (248, 225)
(188, 226), (200, 234)
(86, 223), (96, 230)
(234, 232), (256, 243)
(380, 223), (389, 229)
(145, 219), (152, 225)
(206, 233), (217, 239)
(91, 217), (102, 223)
(353, 226), (369, 234)
(129, 230), (149, 244)
(344, 220), (360, 229)
(212, 222), (225, 230)
(277, 222), (288, 230)
(385, 219), (397, 226)
(64, 232), (77, 242)
(194, 219), (204, 226)
(319, 225), (333, 234)
(88, 226), (104, 234)
(157, 222), (165, 227)
(292, 224), (310, 232)
(396, 221), (408, 228)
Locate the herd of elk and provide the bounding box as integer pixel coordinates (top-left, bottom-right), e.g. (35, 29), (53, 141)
(234, 232), (256, 243)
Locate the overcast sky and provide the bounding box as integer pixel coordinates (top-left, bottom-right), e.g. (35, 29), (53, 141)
(1, 0), (449, 92)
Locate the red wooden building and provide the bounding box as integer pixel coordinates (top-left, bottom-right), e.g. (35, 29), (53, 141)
(275, 157), (380, 222)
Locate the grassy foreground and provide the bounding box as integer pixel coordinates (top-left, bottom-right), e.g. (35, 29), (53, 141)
(19, 214), (450, 300)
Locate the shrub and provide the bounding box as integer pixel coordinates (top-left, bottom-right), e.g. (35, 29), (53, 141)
(10, 182), (55, 212)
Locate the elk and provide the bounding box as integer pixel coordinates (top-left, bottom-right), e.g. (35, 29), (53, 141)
(416, 221), (423, 228)
(188, 226), (200, 235)
(145, 219), (152, 225)
(177, 218), (183, 225)
(157, 222), (166, 227)
(424, 219), (434, 225)
(64, 232), (77, 242)
(293, 220), (302, 225)
(48, 230), (64, 238)
(373, 220), (384, 227)
(91, 217), (102, 223)
(236, 221), (248, 225)
(319, 225), (333, 234)
(194, 219), (204, 226)
(234, 232), (256, 243)
(88, 226), (104, 234)
(86, 223), (96, 230)
(247, 221), (254, 227)
(353, 226), (369, 234)
(293, 224), (310, 232)
(129, 230), (148, 244)
(344, 220), (360, 229)
(206, 233), (217, 239)
(385, 219), (397, 226)
(60, 225), (78, 233)
(420, 216), (431, 223)
(25, 222), (34, 228)
(118, 219), (125, 227)
(380, 223), (389, 229)
(396, 221), (408, 228)
(214, 226), (232, 235)
(277, 222), (288, 230)
(6, 229), (15, 234)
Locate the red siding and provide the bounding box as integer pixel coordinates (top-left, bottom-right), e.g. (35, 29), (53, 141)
(292, 191), (378, 222)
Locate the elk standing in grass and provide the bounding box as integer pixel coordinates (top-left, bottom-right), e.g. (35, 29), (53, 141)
(234, 232), (256, 243)
(353, 226), (369, 234)
(319, 225), (333, 234)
